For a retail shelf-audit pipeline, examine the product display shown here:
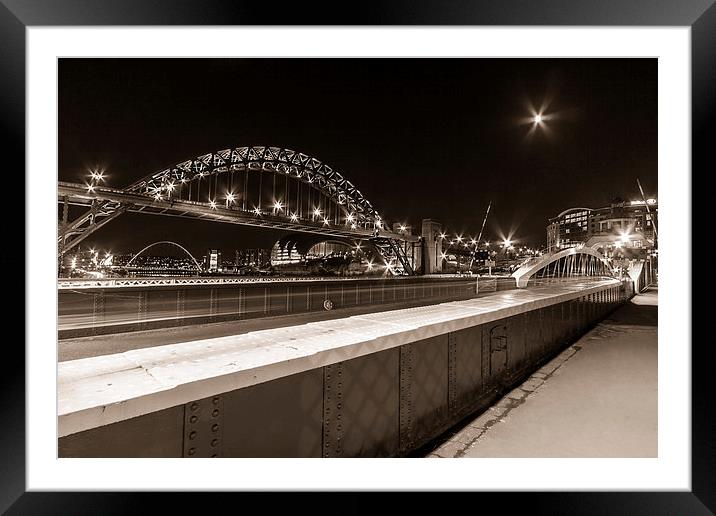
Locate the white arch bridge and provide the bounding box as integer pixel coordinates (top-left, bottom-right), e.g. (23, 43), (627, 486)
(512, 247), (615, 288)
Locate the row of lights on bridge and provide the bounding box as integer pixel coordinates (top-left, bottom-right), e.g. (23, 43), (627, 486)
(86, 171), (392, 232)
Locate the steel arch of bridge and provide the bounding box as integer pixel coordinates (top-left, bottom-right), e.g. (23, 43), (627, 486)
(125, 241), (202, 271)
(130, 146), (378, 223)
(511, 247), (615, 288)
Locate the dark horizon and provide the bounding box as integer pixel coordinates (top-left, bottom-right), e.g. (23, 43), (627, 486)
(59, 58), (657, 257)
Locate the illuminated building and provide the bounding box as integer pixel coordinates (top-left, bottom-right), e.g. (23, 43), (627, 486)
(204, 249), (221, 272)
(547, 197), (657, 255)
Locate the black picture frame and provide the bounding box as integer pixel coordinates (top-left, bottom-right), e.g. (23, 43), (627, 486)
(2, 0), (708, 512)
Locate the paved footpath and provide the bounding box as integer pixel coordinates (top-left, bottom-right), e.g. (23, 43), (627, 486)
(429, 287), (658, 458)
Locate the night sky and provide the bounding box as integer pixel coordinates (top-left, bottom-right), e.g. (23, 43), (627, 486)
(59, 58), (657, 257)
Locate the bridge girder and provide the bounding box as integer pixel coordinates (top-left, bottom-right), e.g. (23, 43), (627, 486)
(129, 146), (379, 223)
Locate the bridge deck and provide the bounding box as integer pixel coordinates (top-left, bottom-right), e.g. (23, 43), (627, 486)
(58, 278), (620, 437)
(429, 287), (657, 458)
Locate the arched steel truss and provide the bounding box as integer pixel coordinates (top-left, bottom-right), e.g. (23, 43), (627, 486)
(125, 241), (202, 271)
(128, 146), (378, 225)
(512, 247), (614, 288)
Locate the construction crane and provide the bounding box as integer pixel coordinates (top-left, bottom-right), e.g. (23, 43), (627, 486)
(469, 201), (492, 271)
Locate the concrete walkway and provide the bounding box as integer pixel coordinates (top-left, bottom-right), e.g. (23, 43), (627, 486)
(429, 287), (658, 458)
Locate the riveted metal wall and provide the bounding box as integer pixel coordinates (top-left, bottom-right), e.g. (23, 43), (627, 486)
(323, 348), (401, 457)
(482, 321), (508, 390)
(505, 313), (527, 377)
(59, 282), (632, 457)
(450, 325), (488, 421)
(58, 406), (184, 457)
(183, 395), (224, 458)
(524, 308), (543, 363)
(399, 335), (450, 453)
(220, 369), (324, 457)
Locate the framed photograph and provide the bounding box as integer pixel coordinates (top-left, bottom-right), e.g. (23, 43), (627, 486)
(4, 0), (708, 512)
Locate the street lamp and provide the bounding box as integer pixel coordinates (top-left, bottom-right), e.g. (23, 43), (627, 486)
(225, 192), (235, 208)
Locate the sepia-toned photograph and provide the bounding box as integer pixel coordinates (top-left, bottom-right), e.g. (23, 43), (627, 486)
(57, 57), (657, 459)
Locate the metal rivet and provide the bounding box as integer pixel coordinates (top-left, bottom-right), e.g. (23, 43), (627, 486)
(189, 431), (197, 440)
(212, 424), (219, 432)
(189, 415), (198, 423)
(188, 448), (196, 456)
(212, 409), (219, 417)
(213, 397), (220, 405)
(211, 454), (218, 458)
(190, 402), (199, 411)
(211, 439), (219, 447)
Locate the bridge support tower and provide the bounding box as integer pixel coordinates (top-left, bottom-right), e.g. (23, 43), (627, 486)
(421, 219), (444, 274)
